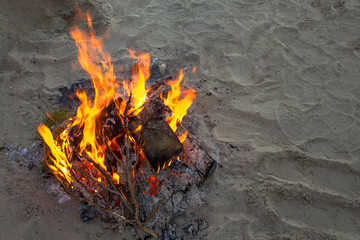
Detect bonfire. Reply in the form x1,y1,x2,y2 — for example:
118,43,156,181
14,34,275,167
38,9,215,238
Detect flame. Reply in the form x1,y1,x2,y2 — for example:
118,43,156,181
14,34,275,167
133,124,142,133
122,50,151,114
38,10,196,185
38,124,73,184
69,12,122,171
161,69,197,141
113,173,120,184
178,131,188,143
45,112,56,124
192,66,197,74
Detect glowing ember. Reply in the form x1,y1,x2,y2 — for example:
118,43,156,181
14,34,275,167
144,175,162,197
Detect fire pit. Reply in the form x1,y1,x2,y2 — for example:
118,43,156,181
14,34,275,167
37,10,216,238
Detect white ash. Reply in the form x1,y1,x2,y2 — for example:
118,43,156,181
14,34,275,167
5,141,43,169
46,180,72,205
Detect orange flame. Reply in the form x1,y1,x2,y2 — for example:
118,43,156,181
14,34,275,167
69,12,121,171
45,112,56,124
122,50,151,115
113,173,120,184
37,10,196,183
38,124,73,184
161,69,197,142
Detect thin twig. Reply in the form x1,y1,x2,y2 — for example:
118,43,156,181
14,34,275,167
128,103,145,117
72,165,121,197
132,130,143,170
96,220,135,238
136,223,158,238
144,199,162,225
73,175,97,202
63,148,95,200
60,181,128,221
71,161,131,213
76,152,119,192
123,94,138,218
101,129,125,169
76,149,129,207
122,94,158,238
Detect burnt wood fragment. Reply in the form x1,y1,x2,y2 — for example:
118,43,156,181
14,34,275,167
100,97,125,141
142,118,183,172
68,125,83,147
198,160,217,186
177,133,218,185
129,117,183,172
127,87,182,172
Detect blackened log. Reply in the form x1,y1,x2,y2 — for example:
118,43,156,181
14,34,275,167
129,117,183,172
142,118,183,172
126,87,182,172
99,97,125,141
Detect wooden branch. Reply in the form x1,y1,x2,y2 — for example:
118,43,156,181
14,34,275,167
96,220,135,238
60,181,128,221
123,94,139,218
133,131,143,170
136,222,159,238
144,199,162,225
77,152,119,192
122,94,159,238
72,165,118,196
63,149,95,200
70,150,131,213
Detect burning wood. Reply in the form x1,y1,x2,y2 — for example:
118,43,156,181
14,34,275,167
37,9,216,238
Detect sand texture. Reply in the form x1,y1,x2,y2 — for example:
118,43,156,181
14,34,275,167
1,0,360,239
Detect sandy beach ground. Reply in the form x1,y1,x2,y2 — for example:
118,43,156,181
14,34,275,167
1,0,360,239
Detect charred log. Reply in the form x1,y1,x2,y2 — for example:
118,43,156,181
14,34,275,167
142,118,183,172
129,117,183,172
100,97,125,142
